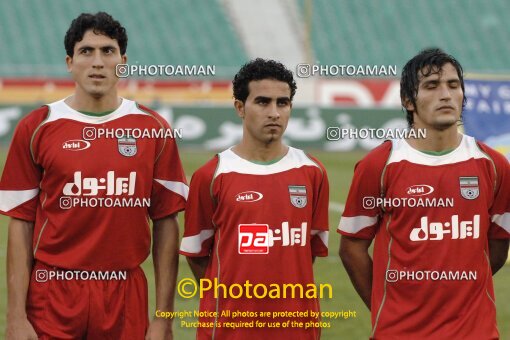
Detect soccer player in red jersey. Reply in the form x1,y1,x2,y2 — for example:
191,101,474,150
180,58,329,339
1,12,187,339
338,48,510,339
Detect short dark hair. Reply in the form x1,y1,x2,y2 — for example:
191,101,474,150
233,58,297,102
64,12,128,57
400,48,467,127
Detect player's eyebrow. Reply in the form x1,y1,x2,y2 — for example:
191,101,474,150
421,79,439,87
78,44,117,52
254,96,272,102
254,95,291,103
276,97,291,103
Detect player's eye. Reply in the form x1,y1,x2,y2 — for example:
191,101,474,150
80,48,92,54
277,100,290,106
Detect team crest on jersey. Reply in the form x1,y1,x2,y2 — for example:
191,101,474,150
459,176,479,200
289,185,307,208
118,135,137,157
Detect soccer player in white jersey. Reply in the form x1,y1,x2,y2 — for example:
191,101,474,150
1,12,187,339
338,48,510,339
180,58,330,339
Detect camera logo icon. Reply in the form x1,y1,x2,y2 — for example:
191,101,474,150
386,270,398,283
326,127,341,141
296,63,311,78
362,197,377,209
116,64,130,78
36,270,48,282
59,197,73,210
83,127,97,141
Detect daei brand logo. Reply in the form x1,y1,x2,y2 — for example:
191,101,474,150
235,191,263,203
410,215,480,241
238,222,307,254
62,140,91,151
406,185,434,196
63,171,136,196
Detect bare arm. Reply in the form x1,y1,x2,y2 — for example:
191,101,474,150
186,256,210,281
489,239,509,275
6,218,37,340
339,235,373,310
146,214,180,340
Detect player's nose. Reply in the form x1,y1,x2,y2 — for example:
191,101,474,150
91,51,105,68
268,102,280,119
439,84,452,100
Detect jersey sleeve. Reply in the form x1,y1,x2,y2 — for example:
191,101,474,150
308,155,329,257
483,145,510,239
0,108,47,221
148,117,188,220
179,156,218,257
337,141,392,239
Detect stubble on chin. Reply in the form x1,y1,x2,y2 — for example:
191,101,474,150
432,116,459,131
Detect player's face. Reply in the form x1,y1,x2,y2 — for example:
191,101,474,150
66,30,126,99
406,63,463,131
235,79,292,145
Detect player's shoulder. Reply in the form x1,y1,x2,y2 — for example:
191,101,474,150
17,105,51,130
131,101,170,127
474,139,510,169
289,148,328,177
191,154,220,184
358,140,393,168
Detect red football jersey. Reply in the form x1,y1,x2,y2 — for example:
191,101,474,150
338,135,510,339
181,147,329,339
0,98,187,270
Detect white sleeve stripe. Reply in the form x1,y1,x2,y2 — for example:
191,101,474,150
154,179,189,200
491,213,510,233
337,215,378,234
311,230,329,248
180,229,215,254
0,189,39,212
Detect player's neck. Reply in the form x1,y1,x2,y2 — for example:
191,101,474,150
406,126,462,153
232,140,289,163
65,88,122,114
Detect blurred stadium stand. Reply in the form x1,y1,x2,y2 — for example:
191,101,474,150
0,0,509,105
0,0,246,78
2,0,510,79
298,0,510,73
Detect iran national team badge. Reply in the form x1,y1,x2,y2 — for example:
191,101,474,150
118,135,137,157
459,176,479,200
289,185,307,208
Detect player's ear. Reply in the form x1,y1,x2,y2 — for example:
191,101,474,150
234,99,245,119
121,54,127,64
65,55,73,73
403,97,414,112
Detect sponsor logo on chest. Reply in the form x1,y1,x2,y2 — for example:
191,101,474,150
410,215,480,241
406,184,434,196
62,139,91,151
238,222,307,254
235,191,263,202
63,171,136,196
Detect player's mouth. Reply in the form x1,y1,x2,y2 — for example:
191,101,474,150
265,123,281,128
89,74,106,80
437,105,455,111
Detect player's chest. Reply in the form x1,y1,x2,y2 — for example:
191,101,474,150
214,172,314,217
34,121,158,178
383,160,494,209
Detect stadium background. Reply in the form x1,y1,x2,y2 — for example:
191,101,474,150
0,0,509,338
